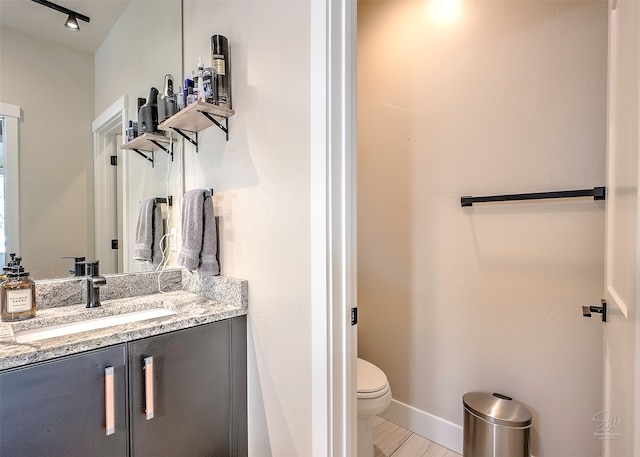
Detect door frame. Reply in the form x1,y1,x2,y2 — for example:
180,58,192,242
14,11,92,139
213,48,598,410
92,96,128,273
311,0,358,455
603,0,640,454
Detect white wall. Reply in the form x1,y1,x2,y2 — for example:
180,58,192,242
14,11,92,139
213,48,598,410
94,0,182,272
0,25,93,279
357,1,607,456
182,1,312,455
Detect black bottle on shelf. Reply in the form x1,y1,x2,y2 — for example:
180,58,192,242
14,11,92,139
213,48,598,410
211,35,231,109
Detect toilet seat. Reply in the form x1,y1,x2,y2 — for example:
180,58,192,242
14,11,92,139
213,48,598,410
357,358,390,400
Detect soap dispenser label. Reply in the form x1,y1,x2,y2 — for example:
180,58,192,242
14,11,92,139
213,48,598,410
6,289,32,313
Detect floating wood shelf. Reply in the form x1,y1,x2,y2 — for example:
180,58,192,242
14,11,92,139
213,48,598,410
158,101,235,150
121,133,175,166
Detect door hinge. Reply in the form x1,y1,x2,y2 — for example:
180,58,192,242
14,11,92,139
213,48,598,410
111,239,119,250
110,155,118,166
351,307,358,325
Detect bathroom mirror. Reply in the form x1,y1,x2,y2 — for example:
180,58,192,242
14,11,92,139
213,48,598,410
0,0,182,280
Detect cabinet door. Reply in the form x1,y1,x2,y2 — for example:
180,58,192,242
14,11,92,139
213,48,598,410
129,321,231,457
0,345,127,457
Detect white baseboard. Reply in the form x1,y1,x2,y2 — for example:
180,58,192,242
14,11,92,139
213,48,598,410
379,399,463,455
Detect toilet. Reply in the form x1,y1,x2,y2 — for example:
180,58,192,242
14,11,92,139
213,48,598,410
357,358,392,457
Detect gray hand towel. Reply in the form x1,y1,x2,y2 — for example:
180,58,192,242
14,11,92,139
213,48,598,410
178,189,205,270
198,195,219,275
133,198,156,262
178,189,219,275
151,205,164,267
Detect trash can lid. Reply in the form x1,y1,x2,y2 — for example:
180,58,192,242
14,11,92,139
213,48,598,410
463,392,532,427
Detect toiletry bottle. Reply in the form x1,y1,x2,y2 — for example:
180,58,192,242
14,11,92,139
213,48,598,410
127,120,134,142
184,78,193,103
139,87,159,134
203,67,214,103
211,35,231,108
158,74,177,123
176,85,185,111
186,86,197,105
1,258,36,322
195,57,205,102
0,253,17,282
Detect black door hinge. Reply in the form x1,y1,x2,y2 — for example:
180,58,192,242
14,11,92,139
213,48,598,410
351,307,358,325
111,239,119,250
110,155,118,166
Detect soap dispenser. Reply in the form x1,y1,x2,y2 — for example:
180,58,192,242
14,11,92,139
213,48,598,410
1,257,36,322
0,253,17,282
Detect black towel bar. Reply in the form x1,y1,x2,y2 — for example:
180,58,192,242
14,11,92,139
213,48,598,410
460,186,605,207
154,196,173,207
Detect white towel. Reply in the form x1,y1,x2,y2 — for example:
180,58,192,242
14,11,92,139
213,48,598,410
178,189,219,275
133,198,164,265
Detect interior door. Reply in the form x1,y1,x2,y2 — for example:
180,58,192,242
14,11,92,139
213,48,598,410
603,0,640,454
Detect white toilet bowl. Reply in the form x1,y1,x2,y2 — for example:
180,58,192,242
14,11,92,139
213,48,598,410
357,358,392,457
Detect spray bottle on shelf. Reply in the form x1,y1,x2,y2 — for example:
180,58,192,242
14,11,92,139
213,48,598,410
194,57,206,102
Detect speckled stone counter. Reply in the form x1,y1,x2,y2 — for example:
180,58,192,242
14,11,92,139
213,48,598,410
0,269,248,371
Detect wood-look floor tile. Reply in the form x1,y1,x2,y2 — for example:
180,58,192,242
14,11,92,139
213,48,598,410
372,416,411,456
372,415,461,457
392,434,460,457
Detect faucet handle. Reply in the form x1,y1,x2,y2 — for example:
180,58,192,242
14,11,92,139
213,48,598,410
84,260,100,277
63,256,87,276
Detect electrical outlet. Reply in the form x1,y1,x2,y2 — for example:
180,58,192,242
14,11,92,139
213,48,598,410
169,228,177,252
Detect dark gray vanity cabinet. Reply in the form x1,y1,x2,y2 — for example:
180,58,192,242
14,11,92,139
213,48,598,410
0,316,248,457
129,320,231,457
0,345,128,457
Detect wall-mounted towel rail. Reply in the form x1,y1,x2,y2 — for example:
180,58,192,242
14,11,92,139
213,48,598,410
203,189,214,198
460,186,605,207
154,196,173,207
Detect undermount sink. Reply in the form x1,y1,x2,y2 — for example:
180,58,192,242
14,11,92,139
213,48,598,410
13,308,176,343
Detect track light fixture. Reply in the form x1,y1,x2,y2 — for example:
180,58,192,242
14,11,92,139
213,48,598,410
31,0,90,32
64,14,79,31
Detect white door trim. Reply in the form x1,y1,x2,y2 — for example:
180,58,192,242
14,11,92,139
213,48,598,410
311,0,358,455
0,102,21,255
92,96,128,272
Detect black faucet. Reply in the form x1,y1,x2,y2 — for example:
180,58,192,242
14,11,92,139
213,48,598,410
64,256,87,277
82,261,107,308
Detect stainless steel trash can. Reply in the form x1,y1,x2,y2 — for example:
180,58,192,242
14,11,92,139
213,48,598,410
463,392,532,457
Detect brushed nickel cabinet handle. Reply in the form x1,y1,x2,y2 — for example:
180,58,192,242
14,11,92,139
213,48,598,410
105,366,115,435
144,356,154,420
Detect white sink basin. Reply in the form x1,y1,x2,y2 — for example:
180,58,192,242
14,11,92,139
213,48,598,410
14,308,176,343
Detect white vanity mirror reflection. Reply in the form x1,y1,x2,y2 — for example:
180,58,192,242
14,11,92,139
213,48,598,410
0,0,182,280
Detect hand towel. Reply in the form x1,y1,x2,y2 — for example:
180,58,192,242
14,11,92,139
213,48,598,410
134,198,164,265
177,189,219,275
198,195,219,275
133,198,156,262
151,205,164,267
177,189,205,270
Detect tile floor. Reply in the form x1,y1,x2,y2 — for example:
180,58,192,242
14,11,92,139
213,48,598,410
372,416,461,457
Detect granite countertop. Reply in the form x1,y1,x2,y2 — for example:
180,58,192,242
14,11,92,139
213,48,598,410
0,271,248,371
